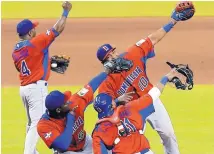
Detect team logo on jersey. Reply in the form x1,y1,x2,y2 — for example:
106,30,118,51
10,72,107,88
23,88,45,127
78,130,85,141
46,30,50,35
136,39,146,47
77,88,89,96
44,132,52,140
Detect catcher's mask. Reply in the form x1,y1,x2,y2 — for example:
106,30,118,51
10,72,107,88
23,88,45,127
45,90,72,119
93,93,114,119
167,62,194,90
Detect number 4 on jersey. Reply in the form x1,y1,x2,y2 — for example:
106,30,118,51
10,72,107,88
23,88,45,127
21,60,31,76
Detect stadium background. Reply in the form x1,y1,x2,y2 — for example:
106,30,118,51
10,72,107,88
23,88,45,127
2,1,214,154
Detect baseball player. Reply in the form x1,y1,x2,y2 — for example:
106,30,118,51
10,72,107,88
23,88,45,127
96,2,195,154
12,2,72,154
92,69,184,154
37,59,131,153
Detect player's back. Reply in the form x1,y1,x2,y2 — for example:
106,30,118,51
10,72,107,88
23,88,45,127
13,40,44,85
12,29,59,86
99,38,155,100
12,38,49,85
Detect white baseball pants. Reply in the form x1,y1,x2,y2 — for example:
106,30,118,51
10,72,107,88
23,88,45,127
20,80,48,154
147,98,180,154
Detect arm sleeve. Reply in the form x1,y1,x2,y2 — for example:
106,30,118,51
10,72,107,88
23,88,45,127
128,94,154,120
88,72,108,92
51,114,75,152
127,37,155,62
75,72,108,109
75,84,94,109
31,28,59,53
93,133,109,154
128,87,161,119
98,78,117,99
37,122,61,149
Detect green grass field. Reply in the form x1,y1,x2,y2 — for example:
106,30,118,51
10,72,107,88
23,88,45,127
2,85,214,154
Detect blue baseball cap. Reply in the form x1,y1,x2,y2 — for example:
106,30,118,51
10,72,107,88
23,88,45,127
17,19,39,36
96,44,116,62
93,93,114,119
45,90,71,110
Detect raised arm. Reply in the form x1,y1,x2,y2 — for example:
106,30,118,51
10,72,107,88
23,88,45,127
148,19,177,46
148,2,195,46
53,1,72,35
128,69,180,112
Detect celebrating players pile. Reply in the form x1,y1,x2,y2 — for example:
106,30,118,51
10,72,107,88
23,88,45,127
13,1,195,154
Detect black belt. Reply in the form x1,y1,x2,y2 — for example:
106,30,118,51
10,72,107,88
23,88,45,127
53,149,83,153
32,81,48,86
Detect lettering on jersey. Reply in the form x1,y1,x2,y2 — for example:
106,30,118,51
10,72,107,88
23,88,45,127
119,109,131,119
44,132,52,140
73,116,84,133
12,48,29,62
138,77,148,91
77,88,89,97
122,118,137,133
117,66,143,95
78,130,85,141
136,39,146,47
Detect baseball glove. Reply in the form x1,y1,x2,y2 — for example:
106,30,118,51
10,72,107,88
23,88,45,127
103,58,133,74
166,61,194,90
171,1,195,21
50,55,70,74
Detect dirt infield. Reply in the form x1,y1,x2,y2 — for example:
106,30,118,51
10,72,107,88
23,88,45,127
2,17,214,86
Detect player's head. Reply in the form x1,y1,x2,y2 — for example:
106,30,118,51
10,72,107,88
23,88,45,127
96,44,119,64
17,19,38,39
93,93,115,119
45,90,72,119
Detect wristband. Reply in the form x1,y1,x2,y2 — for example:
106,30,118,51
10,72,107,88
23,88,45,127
163,22,174,33
62,9,69,17
160,76,169,85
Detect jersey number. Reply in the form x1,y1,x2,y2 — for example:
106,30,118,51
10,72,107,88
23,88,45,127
21,60,31,76
138,77,148,91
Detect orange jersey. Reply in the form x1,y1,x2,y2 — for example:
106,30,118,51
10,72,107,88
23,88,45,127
92,93,155,154
98,38,155,100
37,85,93,152
12,28,59,86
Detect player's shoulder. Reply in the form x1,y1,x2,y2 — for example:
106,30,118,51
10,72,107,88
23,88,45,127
31,33,45,42
38,113,51,125
95,121,115,134
13,40,33,51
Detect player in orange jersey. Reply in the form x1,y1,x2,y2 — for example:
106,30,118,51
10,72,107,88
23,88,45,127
92,69,180,154
12,2,72,154
96,6,194,154
37,59,130,153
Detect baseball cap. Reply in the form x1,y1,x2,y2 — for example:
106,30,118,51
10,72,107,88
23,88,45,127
96,44,116,62
93,93,114,119
17,19,39,36
45,90,71,110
